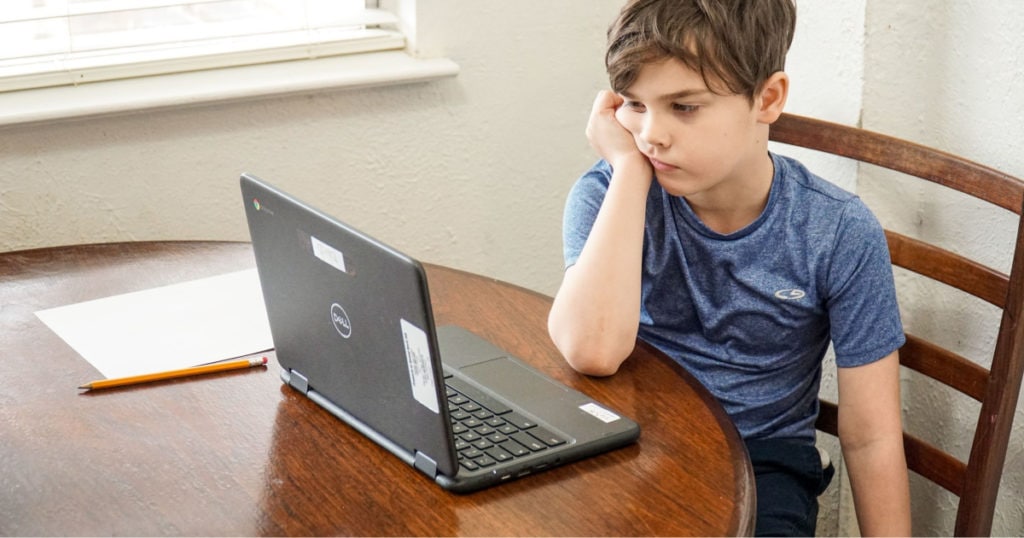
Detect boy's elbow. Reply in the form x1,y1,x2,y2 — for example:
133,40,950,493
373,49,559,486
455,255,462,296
547,321,632,377
564,351,625,377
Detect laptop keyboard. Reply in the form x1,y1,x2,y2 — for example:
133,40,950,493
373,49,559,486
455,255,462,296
444,375,568,472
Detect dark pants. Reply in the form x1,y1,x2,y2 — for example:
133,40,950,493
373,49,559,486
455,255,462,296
746,439,835,537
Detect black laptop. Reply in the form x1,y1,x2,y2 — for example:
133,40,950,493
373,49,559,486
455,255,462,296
240,173,640,492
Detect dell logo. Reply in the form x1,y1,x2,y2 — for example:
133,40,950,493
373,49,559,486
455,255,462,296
331,303,352,338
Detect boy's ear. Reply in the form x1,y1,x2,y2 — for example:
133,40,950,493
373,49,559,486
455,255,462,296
756,71,789,124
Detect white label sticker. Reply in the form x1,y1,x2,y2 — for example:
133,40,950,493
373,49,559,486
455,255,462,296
311,236,347,273
400,319,439,414
579,402,620,424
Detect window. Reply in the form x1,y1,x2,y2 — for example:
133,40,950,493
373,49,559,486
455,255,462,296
0,0,403,92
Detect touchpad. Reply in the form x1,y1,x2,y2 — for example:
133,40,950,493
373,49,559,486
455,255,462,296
460,357,570,402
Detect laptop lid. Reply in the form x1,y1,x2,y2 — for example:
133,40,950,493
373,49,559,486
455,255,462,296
242,174,458,476
241,173,639,491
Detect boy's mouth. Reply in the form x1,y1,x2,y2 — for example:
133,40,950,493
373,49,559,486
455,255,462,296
647,156,678,172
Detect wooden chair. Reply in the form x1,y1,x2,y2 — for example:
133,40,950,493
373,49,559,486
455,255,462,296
769,113,1024,536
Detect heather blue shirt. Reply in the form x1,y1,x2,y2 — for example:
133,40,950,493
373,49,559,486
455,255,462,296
562,153,905,443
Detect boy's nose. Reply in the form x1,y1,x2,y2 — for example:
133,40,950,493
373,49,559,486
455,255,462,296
640,114,670,148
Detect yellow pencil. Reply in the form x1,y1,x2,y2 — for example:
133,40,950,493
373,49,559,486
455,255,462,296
78,356,268,391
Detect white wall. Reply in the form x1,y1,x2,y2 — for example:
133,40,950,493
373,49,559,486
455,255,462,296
2,1,1022,535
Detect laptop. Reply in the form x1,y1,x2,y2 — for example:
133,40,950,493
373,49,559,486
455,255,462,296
240,173,640,493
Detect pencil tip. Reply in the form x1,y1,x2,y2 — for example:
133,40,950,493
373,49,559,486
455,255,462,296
78,385,90,390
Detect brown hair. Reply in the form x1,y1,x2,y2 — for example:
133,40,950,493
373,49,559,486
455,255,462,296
606,0,796,102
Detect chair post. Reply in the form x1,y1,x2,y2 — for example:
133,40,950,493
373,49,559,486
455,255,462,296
957,208,1024,536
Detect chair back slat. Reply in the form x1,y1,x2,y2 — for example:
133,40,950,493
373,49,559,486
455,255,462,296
770,113,1024,536
771,114,1024,215
903,432,968,496
885,230,1009,309
900,334,988,402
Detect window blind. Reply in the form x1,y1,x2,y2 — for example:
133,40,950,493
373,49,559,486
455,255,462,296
0,0,404,92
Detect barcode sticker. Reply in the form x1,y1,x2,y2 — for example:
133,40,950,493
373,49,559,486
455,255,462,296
401,319,439,414
579,402,620,423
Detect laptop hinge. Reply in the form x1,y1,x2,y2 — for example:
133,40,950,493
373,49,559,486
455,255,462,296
288,369,310,394
413,451,438,477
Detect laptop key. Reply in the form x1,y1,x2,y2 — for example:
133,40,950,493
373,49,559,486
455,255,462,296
498,439,531,457
485,446,514,463
496,424,517,435
527,426,567,447
503,411,537,430
485,432,507,444
510,432,547,452
461,447,484,459
445,377,512,415
474,455,497,468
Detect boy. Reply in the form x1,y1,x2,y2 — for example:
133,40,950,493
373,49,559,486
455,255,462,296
547,0,911,535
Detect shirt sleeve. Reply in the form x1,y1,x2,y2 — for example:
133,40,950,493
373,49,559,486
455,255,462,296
826,199,906,367
562,160,613,269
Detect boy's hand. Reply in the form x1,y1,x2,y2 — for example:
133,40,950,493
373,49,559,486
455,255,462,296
586,91,648,171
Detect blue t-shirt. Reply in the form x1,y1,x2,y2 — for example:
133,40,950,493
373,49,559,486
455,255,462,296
562,153,905,443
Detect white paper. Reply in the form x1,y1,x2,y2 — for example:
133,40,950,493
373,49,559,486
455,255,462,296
36,269,273,379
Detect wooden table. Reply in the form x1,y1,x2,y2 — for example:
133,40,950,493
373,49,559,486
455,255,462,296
0,241,755,536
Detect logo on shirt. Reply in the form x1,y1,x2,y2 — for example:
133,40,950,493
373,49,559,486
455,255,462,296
774,289,806,300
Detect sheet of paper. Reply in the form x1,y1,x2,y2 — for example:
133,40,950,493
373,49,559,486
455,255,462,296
36,269,273,379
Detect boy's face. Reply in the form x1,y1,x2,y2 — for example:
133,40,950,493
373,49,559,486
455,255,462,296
614,57,771,200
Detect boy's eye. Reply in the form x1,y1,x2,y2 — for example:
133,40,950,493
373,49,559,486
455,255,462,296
622,100,646,111
673,103,699,113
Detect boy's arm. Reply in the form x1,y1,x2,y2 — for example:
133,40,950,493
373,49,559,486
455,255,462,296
837,350,912,536
547,91,652,376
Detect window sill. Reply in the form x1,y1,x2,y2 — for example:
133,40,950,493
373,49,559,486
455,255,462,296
0,50,459,128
